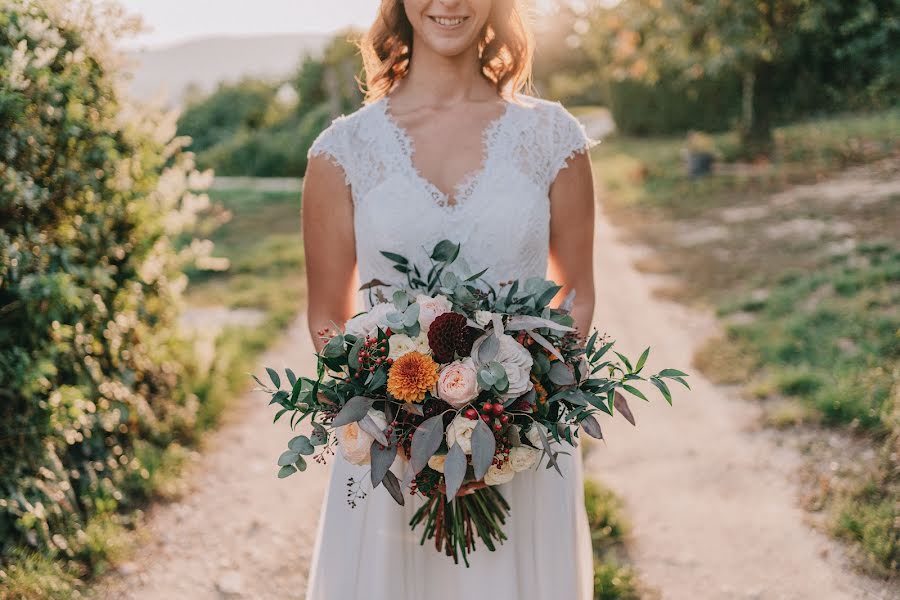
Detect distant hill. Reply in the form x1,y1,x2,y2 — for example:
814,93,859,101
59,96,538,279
125,33,330,107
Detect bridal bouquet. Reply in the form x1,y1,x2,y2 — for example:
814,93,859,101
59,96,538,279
256,240,689,566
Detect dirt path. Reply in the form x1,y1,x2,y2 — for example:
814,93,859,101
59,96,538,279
90,318,326,599
586,216,891,600
90,211,891,600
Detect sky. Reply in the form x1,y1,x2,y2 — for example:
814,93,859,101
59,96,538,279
117,0,381,48
116,0,575,49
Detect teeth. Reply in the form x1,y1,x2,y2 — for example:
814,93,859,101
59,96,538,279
433,16,466,26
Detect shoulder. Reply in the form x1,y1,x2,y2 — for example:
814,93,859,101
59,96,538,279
509,94,581,126
307,98,386,159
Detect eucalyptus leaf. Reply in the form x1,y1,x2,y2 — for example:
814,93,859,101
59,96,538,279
358,413,389,446
622,384,649,402
548,361,576,386
332,396,374,427
506,315,575,332
278,450,300,466
322,334,345,358
410,415,444,474
649,377,673,405
635,347,650,373
392,289,410,310
288,435,315,455
613,391,636,426
581,415,604,440
311,423,328,445
277,465,297,479
285,368,298,387
536,422,562,476
471,419,496,480
370,441,397,488
443,442,467,500
476,334,499,364
402,303,420,328
382,470,405,506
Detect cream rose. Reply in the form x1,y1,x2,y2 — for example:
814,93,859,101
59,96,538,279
474,310,492,327
472,333,534,398
335,409,387,465
427,453,446,473
415,294,452,332
413,331,432,355
344,302,394,339
446,414,478,455
508,445,540,472
387,333,417,360
525,422,550,448
484,459,515,486
437,358,480,408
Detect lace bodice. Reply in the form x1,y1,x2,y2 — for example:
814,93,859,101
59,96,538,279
307,93,598,310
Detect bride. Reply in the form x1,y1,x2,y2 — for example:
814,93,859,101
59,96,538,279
301,0,597,598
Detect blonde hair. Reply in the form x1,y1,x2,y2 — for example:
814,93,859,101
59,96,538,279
359,0,534,103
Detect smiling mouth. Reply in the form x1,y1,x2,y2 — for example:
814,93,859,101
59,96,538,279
428,16,470,28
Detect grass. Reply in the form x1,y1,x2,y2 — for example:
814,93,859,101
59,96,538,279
584,479,645,599
184,185,305,429
593,108,900,577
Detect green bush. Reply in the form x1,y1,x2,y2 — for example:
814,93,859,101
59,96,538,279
608,72,743,136
0,0,209,577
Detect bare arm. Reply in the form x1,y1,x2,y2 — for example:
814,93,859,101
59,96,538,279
302,154,358,353
546,150,596,342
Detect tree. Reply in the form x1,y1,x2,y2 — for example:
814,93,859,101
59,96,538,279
585,0,899,152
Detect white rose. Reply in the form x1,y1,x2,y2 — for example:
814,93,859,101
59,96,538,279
344,302,394,339
415,294,452,332
387,334,417,360
525,422,550,448
446,414,478,455
335,409,387,465
483,459,515,486
413,331,432,355
508,445,540,472
437,358,480,408
474,310,492,327
427,453,446,473
471,333,534,398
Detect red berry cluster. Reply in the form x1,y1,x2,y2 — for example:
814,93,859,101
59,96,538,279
354,335,393,377
463,401,509,432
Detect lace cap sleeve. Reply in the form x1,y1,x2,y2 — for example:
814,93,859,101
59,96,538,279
306,115,353,188
547,102,599,185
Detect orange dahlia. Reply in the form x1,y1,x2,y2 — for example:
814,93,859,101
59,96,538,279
387,351,439,403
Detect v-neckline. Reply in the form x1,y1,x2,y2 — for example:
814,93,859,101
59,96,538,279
379,94,513,210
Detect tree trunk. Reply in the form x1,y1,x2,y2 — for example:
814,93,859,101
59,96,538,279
739,61,775,156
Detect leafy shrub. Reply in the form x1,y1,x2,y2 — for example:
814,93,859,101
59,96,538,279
0,0,210,575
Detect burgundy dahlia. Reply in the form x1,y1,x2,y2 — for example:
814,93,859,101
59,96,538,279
427,312,478,363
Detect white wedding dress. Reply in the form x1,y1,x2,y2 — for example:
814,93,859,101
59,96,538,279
304,92,598,600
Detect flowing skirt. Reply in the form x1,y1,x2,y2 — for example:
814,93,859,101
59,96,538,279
305,444,594,600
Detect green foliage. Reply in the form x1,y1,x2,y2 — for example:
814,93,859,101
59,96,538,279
177,79,278,153
0,0,210,580
574,0,899,140
180,31,364,177
607,72,742,136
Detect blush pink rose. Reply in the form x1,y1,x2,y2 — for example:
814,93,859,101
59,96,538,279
437,358,480,408
415,293,452,333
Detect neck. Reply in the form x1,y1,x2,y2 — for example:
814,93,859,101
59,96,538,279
394,37,496,107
